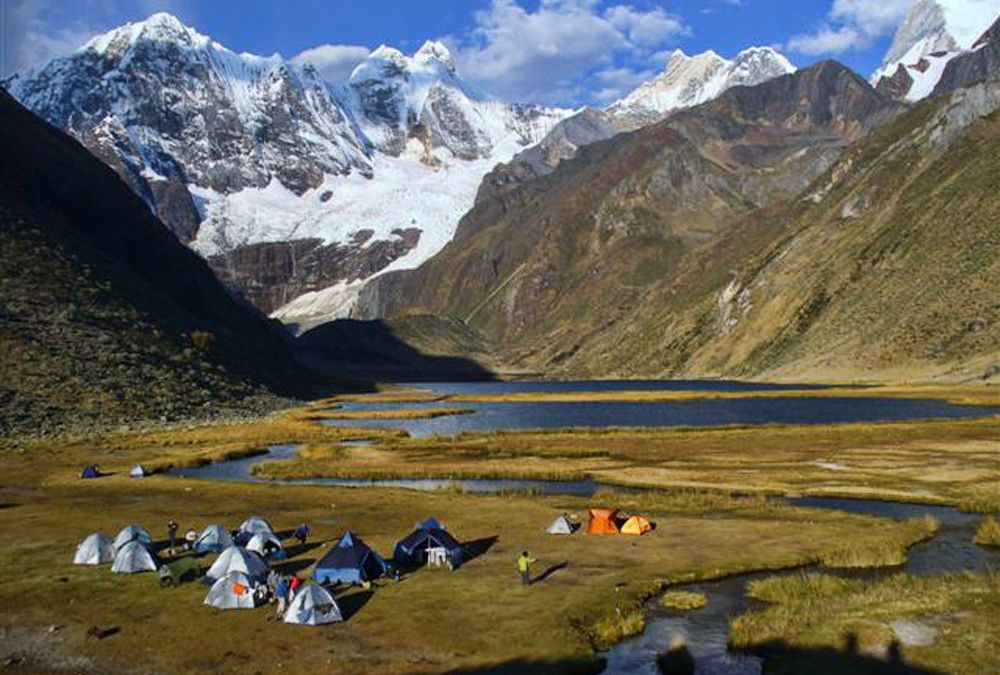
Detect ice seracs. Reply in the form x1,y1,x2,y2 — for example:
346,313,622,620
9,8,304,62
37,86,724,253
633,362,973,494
873,0,1000,100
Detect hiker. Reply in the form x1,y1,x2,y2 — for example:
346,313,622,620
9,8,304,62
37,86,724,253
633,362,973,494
293,522,310,545
167,519,179,554
266,569,280,598
517,551,536,587
274,576,290,619
183,529,197,551
289,573,303,599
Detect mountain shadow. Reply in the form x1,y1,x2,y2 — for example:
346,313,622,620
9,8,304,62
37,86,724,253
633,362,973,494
0,88,373,438
296,315,497,382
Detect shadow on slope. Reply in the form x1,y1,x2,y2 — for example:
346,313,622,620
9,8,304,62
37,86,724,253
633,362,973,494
296,315,497,382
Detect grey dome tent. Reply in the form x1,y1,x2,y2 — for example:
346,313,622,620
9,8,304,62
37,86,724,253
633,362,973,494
129,464,148,478
546,515,575,535
113,524,152,551
283,583,343,625
313,531,388,585
393,517,464,569
111,540,159,573
205,545,268,581
239,516,274,537
204,572,262,610
73,532,114,565
246,531,284,559
194,524,233,553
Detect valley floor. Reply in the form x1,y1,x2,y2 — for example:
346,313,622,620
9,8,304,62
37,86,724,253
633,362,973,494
0,384,997,674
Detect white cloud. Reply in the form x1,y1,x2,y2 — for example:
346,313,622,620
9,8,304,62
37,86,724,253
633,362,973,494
787,0,914,55
452,0,688,105
291,44,371,82
0,0,97,77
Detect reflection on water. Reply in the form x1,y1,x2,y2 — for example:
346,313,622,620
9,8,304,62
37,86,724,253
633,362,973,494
407,380,838,396
327,396,995,438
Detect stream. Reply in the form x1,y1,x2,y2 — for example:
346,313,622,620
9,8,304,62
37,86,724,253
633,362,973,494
167,444,999,674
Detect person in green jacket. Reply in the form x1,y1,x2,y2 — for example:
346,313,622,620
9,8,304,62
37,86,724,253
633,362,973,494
517,551,536,586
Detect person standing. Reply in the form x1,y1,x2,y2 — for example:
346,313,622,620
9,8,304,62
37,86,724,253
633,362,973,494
293,522,310,546
274,576,289,620
517,551,536,587
167,519,179,554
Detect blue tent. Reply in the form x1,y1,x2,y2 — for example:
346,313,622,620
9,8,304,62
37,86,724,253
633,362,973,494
393,518,464,569
312,531,388,585
80,465,99,479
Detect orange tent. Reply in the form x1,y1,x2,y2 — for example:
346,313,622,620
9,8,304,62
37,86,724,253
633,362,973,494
587,508,620,535
620,515,651,536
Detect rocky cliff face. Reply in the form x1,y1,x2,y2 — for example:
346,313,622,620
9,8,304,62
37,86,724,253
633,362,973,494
872,0,1000,100
360,62,901,338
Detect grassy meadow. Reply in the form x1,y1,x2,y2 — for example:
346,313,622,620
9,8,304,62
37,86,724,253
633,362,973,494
0,384,996,673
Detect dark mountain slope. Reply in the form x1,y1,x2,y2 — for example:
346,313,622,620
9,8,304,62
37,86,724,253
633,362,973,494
0,89,324,437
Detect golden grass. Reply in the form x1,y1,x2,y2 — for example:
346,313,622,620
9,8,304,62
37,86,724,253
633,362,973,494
0,423,946,674
973,517,1000,546
659,590,708,610
729,572,1000,675
818,515,938,568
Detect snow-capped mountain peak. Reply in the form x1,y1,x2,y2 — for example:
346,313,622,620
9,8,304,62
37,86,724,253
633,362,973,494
873,0,1000,100
6,12,569,329
83,12,211,55
413,40,457,72
607,46,795,125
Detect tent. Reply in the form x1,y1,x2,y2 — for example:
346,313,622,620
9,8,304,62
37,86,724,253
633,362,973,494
313,531,388,585
205,545,268,581
80,465,99,479
416,516,446,531
620,515,652,536
111,540,159,573
393,519,464,569
113,524,152,550
204,572,261,610
73,533,114,565
239,516,275,537
246,531,284,559
547,515,575,535
129,464,148,478
587,508,620,535
283,583,343,625
194,524,233,553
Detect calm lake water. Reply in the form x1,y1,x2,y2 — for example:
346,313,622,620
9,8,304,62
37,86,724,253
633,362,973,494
405,379,837,395
327,396,995,438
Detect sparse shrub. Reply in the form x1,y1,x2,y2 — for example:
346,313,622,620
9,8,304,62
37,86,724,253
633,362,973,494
190,330,215,354
588,607,646,650
974,516,1000,546
660,591,708,611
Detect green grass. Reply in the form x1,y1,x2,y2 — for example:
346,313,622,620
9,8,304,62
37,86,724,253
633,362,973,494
659,591,708,610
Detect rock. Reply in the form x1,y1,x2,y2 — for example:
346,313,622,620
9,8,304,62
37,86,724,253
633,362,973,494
890,619,938,647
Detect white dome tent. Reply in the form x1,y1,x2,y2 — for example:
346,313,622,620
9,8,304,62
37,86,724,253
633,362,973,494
205,545,268,581
73,532,115,565
283,584,343,625
194,524,233,553
129,464,149,478
204,572,262,610
239,516,274,537
113,524,152,551
111,540,159,573
246,531,282,558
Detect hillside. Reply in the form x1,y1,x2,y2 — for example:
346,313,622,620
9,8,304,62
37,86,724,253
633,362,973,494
362,68,1000,382
0,90,320,438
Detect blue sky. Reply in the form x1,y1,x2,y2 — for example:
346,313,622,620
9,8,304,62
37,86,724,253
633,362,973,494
1,0,920,105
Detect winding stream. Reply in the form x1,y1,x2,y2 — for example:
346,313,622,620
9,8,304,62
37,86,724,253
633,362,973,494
167,444,999,674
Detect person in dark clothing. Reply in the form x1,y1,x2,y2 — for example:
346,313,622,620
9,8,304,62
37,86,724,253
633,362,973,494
293,522,310,546
167,519,179,554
